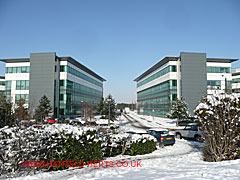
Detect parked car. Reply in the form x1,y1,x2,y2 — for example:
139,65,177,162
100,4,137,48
147,128,175,146
47,117,56,124
177,118,198,126
32,124,43,128
126,129,148,135
175,123,202,141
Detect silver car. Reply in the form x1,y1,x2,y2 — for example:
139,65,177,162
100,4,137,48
175,123,202,141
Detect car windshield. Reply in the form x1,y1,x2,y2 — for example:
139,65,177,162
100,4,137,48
157,131,169,135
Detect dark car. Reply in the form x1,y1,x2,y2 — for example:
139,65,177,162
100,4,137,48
147,128,175,146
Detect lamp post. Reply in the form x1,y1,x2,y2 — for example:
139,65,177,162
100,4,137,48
107,98,111,125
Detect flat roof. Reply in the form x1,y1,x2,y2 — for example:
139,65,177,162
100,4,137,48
0,58,30,63
134,56,178,82
59,56,106,82
0,54,106,82
134,55,238,82
207,58,238,63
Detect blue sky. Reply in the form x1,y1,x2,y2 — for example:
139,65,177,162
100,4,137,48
0,0,240,103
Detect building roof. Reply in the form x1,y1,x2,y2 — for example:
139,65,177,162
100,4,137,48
134,56,178,82
0,53,106,82
134,54,239,82
59,56,106,82
207,58,238,63
0,58,30,63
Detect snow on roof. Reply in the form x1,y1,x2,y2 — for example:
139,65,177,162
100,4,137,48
95,119,120,125
148,128,168,132
187,123,199,126
126,129,147,134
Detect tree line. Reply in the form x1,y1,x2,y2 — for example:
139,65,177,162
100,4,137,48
0,95,52,128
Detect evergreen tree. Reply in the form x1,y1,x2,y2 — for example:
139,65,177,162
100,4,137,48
96,97,105,116
34,95,52,123
104,94,116,120
0,95,14,128
167,98,189,126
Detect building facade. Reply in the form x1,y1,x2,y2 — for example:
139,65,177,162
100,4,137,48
232,68,240,93
0,76,5,95
1,52,105,118
134,52,238,117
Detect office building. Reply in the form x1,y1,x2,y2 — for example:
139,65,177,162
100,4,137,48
0,76,5,95
0,52,105,118
134,52,238,117
232,68,240,93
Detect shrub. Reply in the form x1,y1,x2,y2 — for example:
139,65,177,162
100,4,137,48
125,135,156,156
0,124,102,176
195,94,240,162
102,133,156,157
50,130,103,171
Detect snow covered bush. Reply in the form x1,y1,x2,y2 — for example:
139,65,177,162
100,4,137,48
0,124,102,176
125,134,156,156
102,133,156,157
195,94,240,162
50,129,103,171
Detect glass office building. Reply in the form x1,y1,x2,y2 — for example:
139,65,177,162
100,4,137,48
0,52,105,118
134,52,238,117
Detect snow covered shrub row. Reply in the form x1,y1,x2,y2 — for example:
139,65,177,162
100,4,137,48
102,133,157,157
0,124,102,175
195,94,240,162
125,134,157,156
50,129,102,171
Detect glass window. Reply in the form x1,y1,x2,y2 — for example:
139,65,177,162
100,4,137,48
216,81,221,86
26,80,29,90
207,67,211,73
60,94,64,101
16,81,21,90
26,67,30,73
192,126,198,131
22,66,26,73
60,66,65,72
17,67,21,73
215,67,220,73
225,67,230,73
5,81,11,90
172,80,177,86
20,80,25,90
13,67,16,73
8,67,13,73
220,67,225,73
172,94,177,101
171,65,177,72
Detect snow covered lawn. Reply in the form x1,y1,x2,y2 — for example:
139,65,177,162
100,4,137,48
11,139,240,180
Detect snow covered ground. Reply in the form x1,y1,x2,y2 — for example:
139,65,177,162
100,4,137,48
126,111,183,130
11,139,240,180
8,112,240,180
